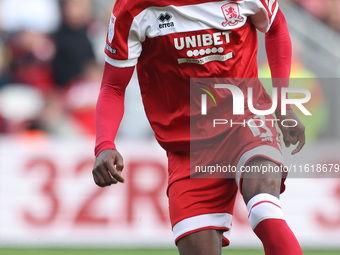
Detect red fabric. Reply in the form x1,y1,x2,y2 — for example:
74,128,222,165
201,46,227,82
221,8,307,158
266,8,292,112
106,0,265,152
94,63,135,156
96,8,292,156
254,219,303,255
167,113,283,188
259,0,278,21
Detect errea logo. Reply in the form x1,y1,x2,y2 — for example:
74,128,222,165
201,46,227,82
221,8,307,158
158,12,175,29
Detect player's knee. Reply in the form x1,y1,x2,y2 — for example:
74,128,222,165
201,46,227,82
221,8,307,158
241,158,282,203
257,177,281,191
242,178,281,204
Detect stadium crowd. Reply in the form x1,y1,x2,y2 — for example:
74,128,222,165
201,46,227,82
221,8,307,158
0,0,338,138
0,0,111,137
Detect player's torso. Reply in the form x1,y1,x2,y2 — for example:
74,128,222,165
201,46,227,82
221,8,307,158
132,0,259,79
113,0,273,150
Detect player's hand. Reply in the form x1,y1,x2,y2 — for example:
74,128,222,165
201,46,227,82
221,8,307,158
92,149,125,187
276,109,305,155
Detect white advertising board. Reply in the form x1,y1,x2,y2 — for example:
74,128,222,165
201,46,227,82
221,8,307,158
0,137,340,248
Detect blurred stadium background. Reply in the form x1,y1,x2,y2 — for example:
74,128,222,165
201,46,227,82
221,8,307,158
0,0,340,254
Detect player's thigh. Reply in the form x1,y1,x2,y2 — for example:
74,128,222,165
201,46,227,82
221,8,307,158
177,229,223,255
241,157,282,204
167,175,236,247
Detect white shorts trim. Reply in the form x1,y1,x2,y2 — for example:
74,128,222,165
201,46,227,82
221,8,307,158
173,213,233,243
235,145,284,188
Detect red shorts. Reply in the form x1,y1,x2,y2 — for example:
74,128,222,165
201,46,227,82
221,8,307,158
167,115,285,246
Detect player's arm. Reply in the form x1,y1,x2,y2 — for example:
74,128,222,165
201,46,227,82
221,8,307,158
92,63,135,187
93,0,141,187
265,8,305,154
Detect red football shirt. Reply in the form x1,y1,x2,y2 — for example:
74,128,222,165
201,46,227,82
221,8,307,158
104,0,279,151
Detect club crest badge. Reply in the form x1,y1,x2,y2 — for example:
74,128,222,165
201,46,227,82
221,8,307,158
108,13,116,43
221,3,244,27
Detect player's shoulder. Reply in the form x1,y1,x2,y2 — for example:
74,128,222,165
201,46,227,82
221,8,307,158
115,0,265,12
113,0,178,11
112,0,145,14
240,0,278,17
113,0,278,16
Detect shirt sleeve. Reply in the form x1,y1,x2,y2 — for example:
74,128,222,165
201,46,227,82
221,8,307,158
105,0,142,67
95,63,135,156
265,8,292,112
248,0,279,33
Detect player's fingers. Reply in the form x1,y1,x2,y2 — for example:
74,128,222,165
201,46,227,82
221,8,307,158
115,155,124,172
289,131,299,145
292,133,306,155
282,130,292,147
92,170,106,187
291,124,306,154
105,162,125,183
284,128,300,146
93,171,99,184
279,125,292,147
99,164,118,185
291,140,304,155
283,137,291,147
112,154,125,182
